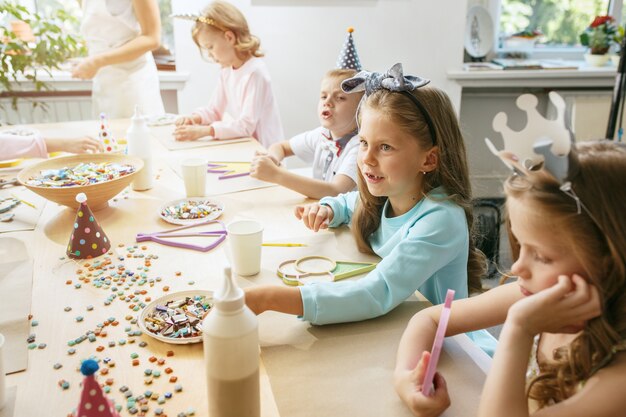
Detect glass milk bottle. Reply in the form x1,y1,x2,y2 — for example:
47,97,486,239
126,106,153,191
203,266,260,417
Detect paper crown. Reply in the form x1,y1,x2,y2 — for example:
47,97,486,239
336,27,362,71
74,359,120,417
67,193,111,259
98,113,119,153
484,92,573,182
171,13,227,32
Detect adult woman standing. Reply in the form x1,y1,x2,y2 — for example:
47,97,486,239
72,0,165,118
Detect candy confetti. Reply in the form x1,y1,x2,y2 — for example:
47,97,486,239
26,162,135,187
160,199,222,222
142,295,212,340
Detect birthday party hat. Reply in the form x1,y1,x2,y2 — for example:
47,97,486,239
99,113,119,153
336,27,362,71
74,359,121,417
67,193,111,259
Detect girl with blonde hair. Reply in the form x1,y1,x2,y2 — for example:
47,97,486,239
174,1,283,147
395,139,626,416
245,63,494,354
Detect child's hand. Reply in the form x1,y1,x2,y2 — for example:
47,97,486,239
294,203,334,232
173,125,213,141
508,274,602,336
46,136,103,154
394,351,451,417
254,150,281,166
250,155,281,182
175,115,202,126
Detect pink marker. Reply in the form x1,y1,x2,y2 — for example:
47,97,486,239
421,289,455,397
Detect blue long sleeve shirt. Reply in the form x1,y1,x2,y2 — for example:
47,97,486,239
300,187,469,325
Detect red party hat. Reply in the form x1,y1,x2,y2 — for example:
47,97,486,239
74,359,120,417
67,193,111,259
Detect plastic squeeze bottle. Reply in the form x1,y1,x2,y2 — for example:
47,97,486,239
126,106,153,191
203,266,260,417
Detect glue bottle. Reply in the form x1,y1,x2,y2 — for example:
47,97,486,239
126,106,153,191
202,266,260,417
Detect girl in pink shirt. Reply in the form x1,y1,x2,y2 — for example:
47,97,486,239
174,1,284,148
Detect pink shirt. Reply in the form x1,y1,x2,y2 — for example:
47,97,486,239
193,57,284,148
0,133,47,160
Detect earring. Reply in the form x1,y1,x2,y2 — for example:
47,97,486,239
422,171,427,175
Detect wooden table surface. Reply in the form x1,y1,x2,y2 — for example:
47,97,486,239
1,119,489,417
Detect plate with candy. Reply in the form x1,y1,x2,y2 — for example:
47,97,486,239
159,197,224,225
138,290,213,344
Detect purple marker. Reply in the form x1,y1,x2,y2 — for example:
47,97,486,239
421,289,455,397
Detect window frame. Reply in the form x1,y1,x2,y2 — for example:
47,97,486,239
494,0,623,59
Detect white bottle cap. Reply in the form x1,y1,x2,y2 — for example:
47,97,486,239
215,266,245,311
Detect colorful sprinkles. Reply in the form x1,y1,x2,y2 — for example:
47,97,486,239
26,162,135,188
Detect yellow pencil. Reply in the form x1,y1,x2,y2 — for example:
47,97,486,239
262,243,307,247
11,194,36,209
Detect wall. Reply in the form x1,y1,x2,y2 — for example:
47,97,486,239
171,0,469,139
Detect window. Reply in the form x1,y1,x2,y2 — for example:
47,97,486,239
499,0,612,50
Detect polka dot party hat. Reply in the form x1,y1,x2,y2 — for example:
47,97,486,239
67,193,111,260
336,27,362,71
74,359,120,417
99,113,119,153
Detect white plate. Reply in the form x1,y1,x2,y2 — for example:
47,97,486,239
138,290,213,344
159,197,224,225
464,5,494,58
146,113,178,127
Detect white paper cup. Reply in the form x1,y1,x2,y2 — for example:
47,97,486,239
227,220,263,276
181,158,207,197
0,333,5,410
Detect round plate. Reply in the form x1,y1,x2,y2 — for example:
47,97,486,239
138,290,213,344
159,198,224,225
464,5,494,58
146,113,178,127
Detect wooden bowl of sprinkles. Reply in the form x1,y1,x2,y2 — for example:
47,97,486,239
17,153,143,211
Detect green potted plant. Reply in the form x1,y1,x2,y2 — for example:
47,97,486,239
580,15,616,66
0,1,86,113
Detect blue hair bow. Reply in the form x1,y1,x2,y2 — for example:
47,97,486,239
341,63,430,96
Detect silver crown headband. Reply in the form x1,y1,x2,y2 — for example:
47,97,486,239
340,63,437,145
485,92,592,216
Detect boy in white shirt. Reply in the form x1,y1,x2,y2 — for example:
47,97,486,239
250,29,364,199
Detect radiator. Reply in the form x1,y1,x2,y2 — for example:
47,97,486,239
0,94,92,125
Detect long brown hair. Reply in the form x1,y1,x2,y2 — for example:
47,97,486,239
504,141,626,407
351,87,485,293
192,1,263,58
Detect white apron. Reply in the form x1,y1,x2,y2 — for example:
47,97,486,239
81,0,164,118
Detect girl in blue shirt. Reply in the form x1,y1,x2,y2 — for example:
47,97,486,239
245,63,491,351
